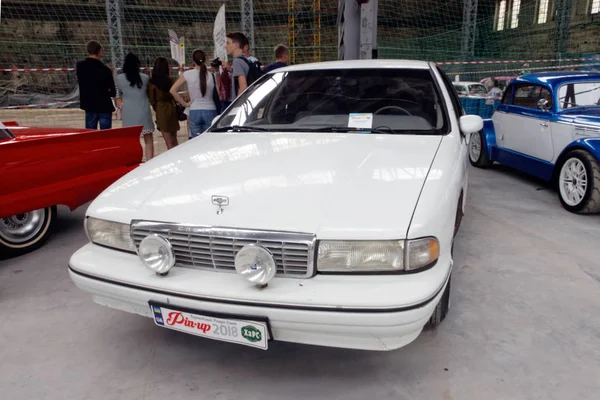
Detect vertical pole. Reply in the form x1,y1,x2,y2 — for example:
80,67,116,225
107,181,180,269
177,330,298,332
105,0,124,72
313,0,321,62
338,0,360,60
359,0,378,59
460,0,478,60
555,0,572,57
241,0,255,55
288,0,296,64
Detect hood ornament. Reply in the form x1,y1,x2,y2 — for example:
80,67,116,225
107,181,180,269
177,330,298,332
211,195,229,215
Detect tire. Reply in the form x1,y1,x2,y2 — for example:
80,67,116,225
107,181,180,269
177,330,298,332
426,276,451,329
0,206,57,258
468,130,493,168
557,150,600,214
453,193,464,238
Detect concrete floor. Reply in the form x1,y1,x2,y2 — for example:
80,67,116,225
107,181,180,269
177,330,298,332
1,166,599,400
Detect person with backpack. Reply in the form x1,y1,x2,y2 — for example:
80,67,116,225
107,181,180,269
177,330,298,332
224,32,263,98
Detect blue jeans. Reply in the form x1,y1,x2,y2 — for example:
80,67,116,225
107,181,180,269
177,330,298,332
85,112,112,130
189,109,217,139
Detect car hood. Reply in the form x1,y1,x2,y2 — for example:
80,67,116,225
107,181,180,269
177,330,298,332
90,132,442,240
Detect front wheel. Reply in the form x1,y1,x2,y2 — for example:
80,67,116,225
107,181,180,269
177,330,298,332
0,206,57,257
468,131,493,168
557,150,600,214
426,276,451,329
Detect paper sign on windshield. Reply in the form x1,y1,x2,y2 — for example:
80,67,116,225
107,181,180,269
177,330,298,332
348,113,373,129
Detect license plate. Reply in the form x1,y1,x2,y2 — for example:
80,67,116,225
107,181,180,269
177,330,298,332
149,303,269,350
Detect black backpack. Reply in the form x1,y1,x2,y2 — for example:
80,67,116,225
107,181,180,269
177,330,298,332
240,57,264,86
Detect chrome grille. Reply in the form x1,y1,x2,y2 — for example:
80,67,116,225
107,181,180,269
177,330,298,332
131,221,315,278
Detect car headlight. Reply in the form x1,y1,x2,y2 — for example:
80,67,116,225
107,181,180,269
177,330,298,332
317,237,439,273
86,217,136,253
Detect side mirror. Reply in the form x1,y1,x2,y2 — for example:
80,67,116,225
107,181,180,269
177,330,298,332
459,115,483,135
538,98,549,112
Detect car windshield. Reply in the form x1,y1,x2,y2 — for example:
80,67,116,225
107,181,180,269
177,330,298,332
558,81,600,109
211,68,447,135
0,122,14,139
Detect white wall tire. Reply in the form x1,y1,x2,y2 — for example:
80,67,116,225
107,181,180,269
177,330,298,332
468,131,492,168
0,206,57,258
557,151,600,214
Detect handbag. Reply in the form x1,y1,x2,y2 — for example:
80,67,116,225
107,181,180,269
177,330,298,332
175,102,187,121
211,73,222,114
154,86,187,121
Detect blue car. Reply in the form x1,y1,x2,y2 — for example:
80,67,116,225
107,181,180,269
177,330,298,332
469,72,600,214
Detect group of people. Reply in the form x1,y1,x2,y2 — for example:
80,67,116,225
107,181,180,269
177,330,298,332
75,32,289,160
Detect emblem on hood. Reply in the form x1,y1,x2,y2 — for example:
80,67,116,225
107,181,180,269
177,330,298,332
211,195,229,215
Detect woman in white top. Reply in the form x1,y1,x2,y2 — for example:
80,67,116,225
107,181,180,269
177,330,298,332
171,49,221,139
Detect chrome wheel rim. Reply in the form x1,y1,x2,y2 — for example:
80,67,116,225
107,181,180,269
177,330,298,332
559,158,588,207
469,132,481,162
0,209,46,244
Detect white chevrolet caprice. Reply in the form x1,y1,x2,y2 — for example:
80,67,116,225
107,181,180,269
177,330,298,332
69,60,483,351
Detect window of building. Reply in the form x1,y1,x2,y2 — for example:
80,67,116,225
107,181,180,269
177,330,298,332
496,0,507,31
592,0,600,14
538,0,549,23
511,0,521,28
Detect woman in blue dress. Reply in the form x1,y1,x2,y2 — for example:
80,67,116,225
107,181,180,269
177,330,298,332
116,52,155,159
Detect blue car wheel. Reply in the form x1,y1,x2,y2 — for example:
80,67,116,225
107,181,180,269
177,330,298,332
557,150,600,214
469,130,493,168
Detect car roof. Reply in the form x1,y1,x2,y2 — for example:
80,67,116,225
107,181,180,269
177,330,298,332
271,59,433,73
513,71,600,89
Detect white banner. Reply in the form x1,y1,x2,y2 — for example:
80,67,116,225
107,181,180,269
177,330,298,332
168,29,185,67
213,4,227,62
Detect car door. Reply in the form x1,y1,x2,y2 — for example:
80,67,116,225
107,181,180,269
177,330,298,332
501,83,554,162
491,85,513,149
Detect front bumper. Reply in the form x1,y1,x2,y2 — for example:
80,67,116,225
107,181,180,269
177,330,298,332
69,243,452,351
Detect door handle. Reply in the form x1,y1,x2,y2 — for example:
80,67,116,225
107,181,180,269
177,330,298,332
540,123,549,127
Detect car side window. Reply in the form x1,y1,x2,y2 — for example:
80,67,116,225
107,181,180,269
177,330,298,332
513,84,545,109
0,128,14,139
539,87,553,109
436,67,463,120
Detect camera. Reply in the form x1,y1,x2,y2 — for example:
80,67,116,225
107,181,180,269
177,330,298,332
210,57,223,68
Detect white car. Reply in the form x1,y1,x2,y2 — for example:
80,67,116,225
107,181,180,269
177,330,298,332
452,81,489,97
69,60,483,351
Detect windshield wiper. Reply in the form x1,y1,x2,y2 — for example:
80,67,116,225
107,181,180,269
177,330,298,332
210,125,272,132
298,126,434,135
298,126,394,134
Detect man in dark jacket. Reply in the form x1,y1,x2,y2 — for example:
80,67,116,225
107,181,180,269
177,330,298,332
76,41,116,130
263,44,289,73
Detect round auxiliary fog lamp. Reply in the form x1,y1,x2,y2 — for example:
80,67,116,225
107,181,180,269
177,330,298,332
235,244,277,287
138,234,175,275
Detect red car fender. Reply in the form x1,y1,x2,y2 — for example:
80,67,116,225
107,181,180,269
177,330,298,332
0,124,144,218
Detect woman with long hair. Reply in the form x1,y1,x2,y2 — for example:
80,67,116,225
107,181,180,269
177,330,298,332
116,52,155,159
171,49,220,139
148,56,179,150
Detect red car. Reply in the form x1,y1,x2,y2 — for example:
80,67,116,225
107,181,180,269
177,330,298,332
0,121,143,257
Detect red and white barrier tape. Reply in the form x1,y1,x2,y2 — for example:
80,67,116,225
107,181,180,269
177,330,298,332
2,57,600,72
0,101,79,110
454,62,600,75
0,66,192,72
